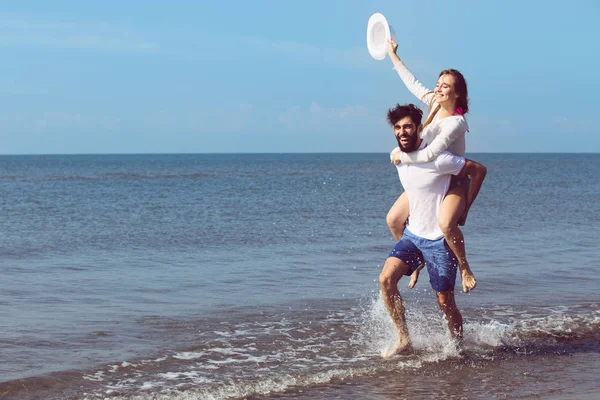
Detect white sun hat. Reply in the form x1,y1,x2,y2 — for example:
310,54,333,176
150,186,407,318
366,13,395,60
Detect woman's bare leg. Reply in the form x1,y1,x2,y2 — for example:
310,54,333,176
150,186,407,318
386,192,409,241
439,186,477,293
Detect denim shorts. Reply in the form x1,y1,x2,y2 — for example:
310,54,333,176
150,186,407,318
388,229,458,292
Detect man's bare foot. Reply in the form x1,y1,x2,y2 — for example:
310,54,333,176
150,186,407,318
460,267,477,293
408,270,419,288
382,339,412,358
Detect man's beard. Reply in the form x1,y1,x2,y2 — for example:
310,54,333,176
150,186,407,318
396,134,419,152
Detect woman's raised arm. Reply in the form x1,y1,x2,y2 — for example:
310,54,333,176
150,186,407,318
388,39,435,106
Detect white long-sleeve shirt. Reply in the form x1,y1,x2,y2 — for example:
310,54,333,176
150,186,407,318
392,60,469,164
395,141,466,239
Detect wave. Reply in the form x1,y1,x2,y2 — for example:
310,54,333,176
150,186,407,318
1,300,598,400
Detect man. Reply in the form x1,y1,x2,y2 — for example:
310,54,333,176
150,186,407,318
379,104,487,356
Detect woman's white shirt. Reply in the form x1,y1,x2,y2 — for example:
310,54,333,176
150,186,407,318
392,60,469,164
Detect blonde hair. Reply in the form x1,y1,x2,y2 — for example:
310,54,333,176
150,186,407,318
422,95,440,129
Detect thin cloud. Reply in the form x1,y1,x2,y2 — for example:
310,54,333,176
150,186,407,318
307,102,369,120
552,116,593,134
185,102,371,134
279,102,370,129
246,36,370,67
186,104,261,134
0,13,159,53
244,36,445,77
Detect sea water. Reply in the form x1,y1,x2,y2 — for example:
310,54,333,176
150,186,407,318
0,153,598,399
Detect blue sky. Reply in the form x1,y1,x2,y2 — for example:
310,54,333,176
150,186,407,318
0,0,598,154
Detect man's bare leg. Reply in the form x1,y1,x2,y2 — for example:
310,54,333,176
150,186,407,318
436,291,463,339
387,194,424,289
379,257,412,357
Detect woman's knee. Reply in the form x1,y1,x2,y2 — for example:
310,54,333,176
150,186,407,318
386,210,397,229
387,209,406,230
387,194,409,229
438,217,454,236
439,190,465,234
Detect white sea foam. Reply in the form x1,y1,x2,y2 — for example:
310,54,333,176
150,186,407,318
356,292,459,359
465,320,511,347
173,352,206,360
158,371,212,383
512,311,600,341
82,371,105,382
84,301,600,400
99,365,382,400
205,358,241,365
207,347,246,355
139,381,159,390
242,354,272,363
353,293,541,362
193,363,219,370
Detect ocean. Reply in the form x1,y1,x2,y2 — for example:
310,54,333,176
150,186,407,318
0,153,598,399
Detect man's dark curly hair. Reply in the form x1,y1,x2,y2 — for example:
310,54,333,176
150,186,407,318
386,103,423,127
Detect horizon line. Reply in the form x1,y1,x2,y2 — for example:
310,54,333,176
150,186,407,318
0,151,599,157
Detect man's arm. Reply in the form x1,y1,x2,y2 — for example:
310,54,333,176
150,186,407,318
458,159,487,217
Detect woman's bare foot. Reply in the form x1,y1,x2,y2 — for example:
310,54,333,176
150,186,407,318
458,207,470,226
460,266,477,293
383,338,412,358
408,270,419,288
408,265,424,288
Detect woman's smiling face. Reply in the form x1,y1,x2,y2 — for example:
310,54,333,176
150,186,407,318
434,74,459,107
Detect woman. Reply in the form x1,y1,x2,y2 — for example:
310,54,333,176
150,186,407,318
387,39,486,293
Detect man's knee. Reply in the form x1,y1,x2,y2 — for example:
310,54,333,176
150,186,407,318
379,270,396,291
379,258,405,291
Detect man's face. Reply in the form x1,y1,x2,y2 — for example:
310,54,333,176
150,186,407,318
393,116,420,152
